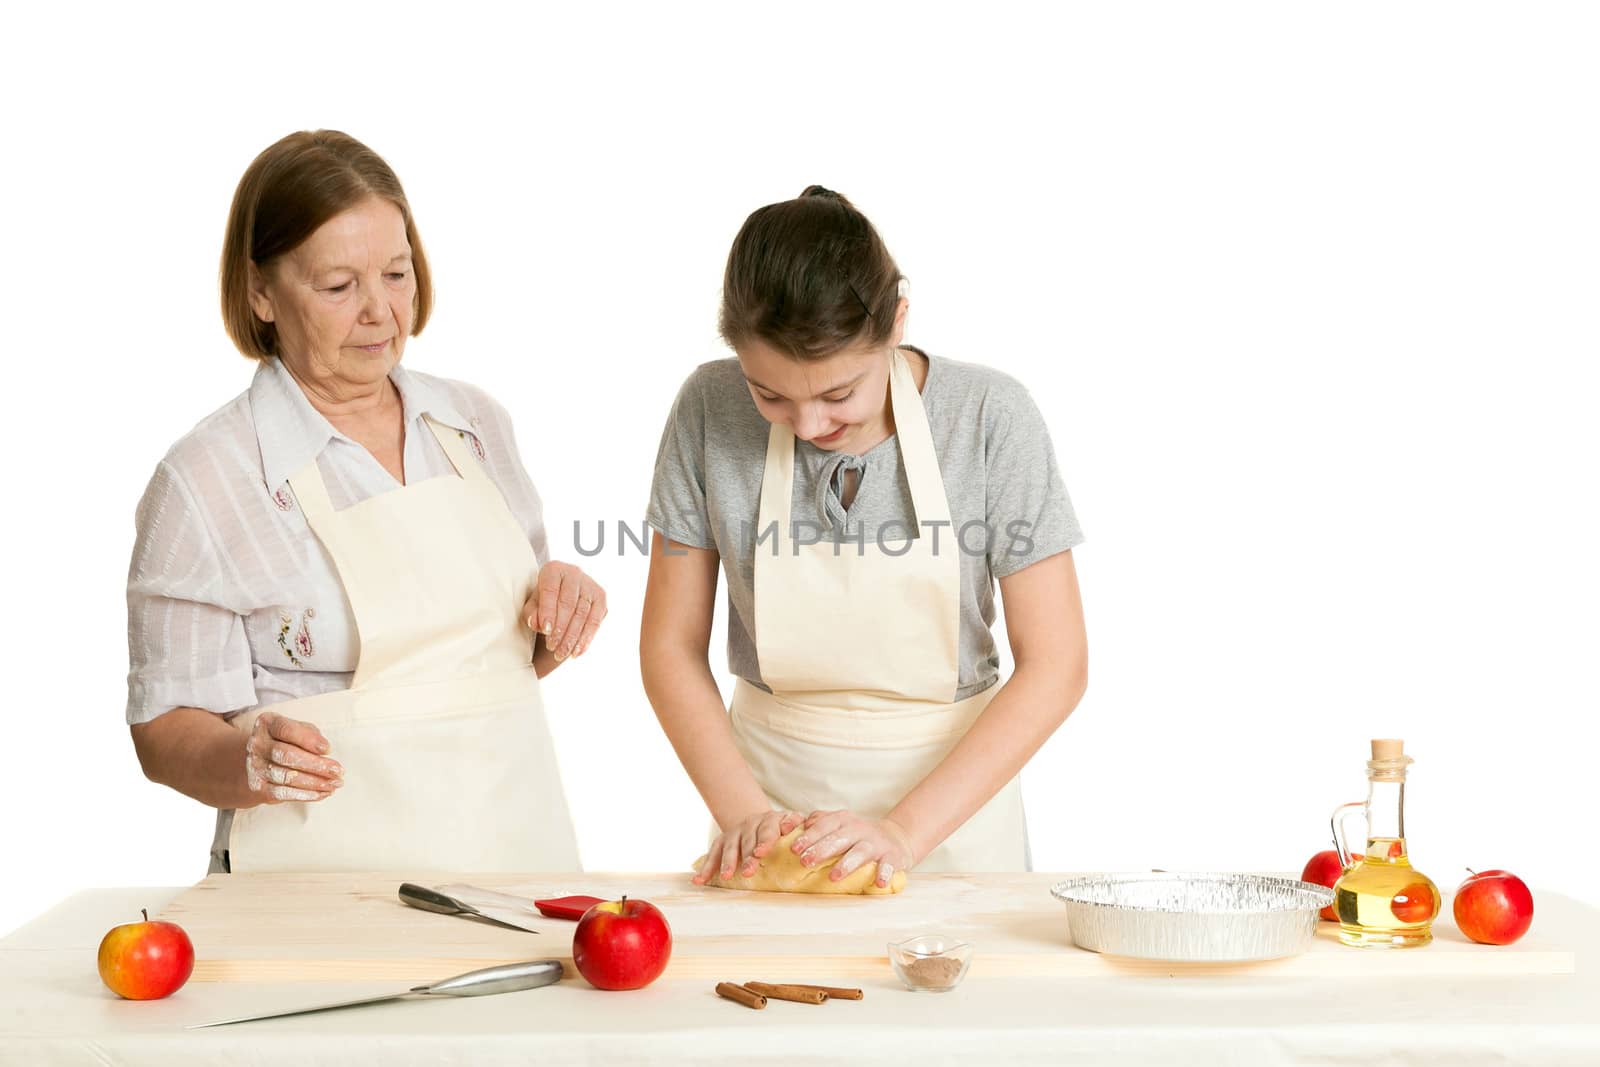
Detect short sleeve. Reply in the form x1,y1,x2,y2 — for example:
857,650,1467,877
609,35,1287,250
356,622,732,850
125,462,258,724
645,371,715,549
983,379,1085,578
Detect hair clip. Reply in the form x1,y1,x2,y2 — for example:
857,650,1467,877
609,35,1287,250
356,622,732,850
848,282,874,319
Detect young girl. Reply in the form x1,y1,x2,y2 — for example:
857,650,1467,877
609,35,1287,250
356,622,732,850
641,186,1087,888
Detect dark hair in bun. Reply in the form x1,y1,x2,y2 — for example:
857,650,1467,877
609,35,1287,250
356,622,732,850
801,184,848,203
719,185,903,360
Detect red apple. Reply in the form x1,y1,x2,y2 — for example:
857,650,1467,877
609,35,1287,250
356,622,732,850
571,896,672,990
1300,849,1346,921
97,909,194,1000
1453,869,1534,945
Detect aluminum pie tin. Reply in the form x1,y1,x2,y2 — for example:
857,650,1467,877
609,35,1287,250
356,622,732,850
1049,873,1335,962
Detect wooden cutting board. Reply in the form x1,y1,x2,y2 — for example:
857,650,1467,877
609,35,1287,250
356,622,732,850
157,871,1576,982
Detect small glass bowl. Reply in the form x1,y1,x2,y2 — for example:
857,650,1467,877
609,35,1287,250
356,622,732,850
887,934,974,992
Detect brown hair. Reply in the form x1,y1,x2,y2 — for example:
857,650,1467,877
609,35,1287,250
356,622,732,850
219,130,434,360
718,185,902,360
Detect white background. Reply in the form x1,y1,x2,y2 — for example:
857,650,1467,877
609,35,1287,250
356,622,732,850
2,2,1595,938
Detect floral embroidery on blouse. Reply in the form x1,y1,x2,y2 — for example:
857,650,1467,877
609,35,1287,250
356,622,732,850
277,608,316,666
272,487,294,512
458,430,487,462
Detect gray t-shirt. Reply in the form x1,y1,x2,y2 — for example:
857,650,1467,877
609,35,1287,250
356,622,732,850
646,348,1084,700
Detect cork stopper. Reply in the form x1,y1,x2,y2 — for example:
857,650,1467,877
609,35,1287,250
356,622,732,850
1371,739,1405,761
1367,738,1413,781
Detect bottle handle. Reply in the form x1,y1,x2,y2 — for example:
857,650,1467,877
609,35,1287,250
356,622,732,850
1329,801,1367,869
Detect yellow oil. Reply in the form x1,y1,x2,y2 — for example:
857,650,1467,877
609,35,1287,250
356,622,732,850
1333,837,1440,947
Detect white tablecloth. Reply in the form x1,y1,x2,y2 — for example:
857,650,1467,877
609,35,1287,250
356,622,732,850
2,885,1595,1066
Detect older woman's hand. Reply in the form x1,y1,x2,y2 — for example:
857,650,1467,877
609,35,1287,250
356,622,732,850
523,561,607,661
245,711,344,803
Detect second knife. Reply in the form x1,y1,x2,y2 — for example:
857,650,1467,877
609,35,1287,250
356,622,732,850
398,883,545,933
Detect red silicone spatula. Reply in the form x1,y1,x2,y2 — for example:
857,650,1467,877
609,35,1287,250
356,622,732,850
533,894,606,920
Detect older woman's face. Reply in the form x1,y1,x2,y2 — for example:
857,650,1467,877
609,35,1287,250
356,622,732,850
248,197,415,396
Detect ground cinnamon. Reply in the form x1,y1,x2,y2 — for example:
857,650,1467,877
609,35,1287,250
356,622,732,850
744,981,827,1005
715,982,766,1009
901,956,963,989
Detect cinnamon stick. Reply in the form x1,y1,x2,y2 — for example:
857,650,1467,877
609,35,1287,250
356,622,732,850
744,981,827,1005
788,983,864,1001
715,982,767,1009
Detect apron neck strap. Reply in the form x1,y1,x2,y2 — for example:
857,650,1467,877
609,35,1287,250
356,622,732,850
286,455,335,526
887,348,951,527
758,421,796,530
287,416,488,524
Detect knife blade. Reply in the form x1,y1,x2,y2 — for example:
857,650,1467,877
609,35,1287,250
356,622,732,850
398,883,545,933
186,958,563,1029
436,883,606,921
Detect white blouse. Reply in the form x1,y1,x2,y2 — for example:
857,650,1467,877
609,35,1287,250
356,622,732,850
126,357,550,726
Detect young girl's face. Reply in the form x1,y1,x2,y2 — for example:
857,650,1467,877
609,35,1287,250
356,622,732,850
737,339,891,452
736,299,909,453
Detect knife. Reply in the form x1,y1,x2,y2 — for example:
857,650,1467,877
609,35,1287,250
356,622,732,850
435,883,605,921
186,958,563,1029
398,883,545,933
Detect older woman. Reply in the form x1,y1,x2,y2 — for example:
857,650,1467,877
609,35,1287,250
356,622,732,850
127,130,604,874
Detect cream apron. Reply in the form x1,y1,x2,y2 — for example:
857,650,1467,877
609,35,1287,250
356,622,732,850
730,349,1028,872
227,417,581,873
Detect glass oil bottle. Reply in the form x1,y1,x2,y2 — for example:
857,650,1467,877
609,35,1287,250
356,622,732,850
1329,738,1440,948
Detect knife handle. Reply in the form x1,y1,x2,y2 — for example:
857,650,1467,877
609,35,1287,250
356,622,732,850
421,958,565,996
399,882,474,917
